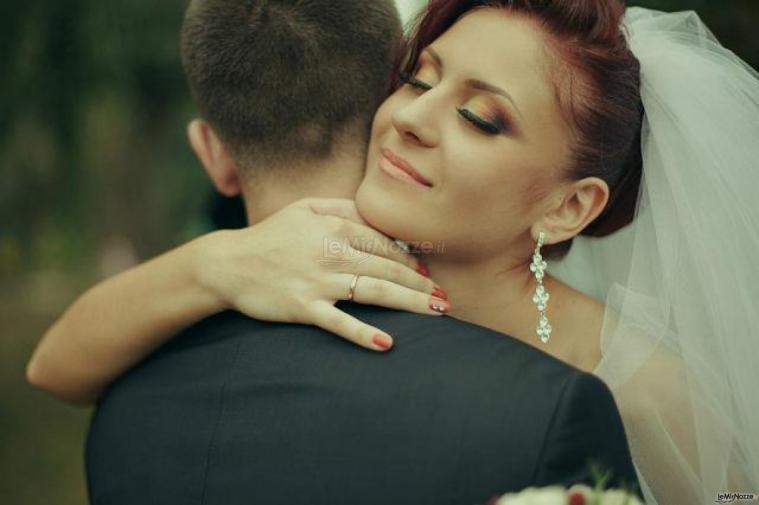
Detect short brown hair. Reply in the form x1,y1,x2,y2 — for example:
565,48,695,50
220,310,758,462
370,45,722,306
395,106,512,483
181,0,401,170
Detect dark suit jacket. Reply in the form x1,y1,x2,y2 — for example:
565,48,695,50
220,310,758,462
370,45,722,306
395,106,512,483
86,303,640,505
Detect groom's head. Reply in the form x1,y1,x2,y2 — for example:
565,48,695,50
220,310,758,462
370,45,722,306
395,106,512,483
181,0,401,207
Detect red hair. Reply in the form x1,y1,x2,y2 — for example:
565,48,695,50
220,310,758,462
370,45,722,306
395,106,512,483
395,0,643,259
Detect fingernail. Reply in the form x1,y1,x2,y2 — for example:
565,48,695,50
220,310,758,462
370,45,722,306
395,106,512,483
431,286,448,300
429,296,451,314
372,333,393,350
416,263,430,277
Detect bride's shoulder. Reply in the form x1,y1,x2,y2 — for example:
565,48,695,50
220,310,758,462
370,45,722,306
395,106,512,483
549,277,693,427
546,277,606,372
586,307,688,419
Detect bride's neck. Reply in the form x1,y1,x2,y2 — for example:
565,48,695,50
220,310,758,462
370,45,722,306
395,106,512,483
422,255,535,331
421,251,604,372
420,251,563,349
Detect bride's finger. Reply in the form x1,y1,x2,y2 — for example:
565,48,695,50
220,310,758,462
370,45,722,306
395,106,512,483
347,250,440,297
297,198,427,275
298,197,367,226
340,220,426,275
348,275,451,317
305,300,395,352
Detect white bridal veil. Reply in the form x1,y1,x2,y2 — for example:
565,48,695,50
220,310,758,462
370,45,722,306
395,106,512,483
552,6,759,504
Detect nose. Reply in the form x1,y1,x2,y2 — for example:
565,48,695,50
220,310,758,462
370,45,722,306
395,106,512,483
390,93,440,147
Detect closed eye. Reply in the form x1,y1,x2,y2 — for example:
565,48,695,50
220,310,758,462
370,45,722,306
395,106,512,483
399,71,432,91
399,71,508,136
458,107,506,135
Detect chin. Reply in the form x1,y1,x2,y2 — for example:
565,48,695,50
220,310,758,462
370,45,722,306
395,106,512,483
355,179,430,243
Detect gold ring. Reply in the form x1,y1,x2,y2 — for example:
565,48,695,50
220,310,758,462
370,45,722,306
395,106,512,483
347,274,360,301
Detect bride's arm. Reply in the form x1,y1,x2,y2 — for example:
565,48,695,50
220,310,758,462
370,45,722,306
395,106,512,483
26,237,223,405
26,198,444,405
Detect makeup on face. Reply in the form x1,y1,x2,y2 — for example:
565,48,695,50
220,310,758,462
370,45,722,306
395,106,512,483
399,48,518,137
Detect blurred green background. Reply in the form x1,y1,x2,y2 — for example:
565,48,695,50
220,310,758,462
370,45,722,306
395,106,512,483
1,1,757,504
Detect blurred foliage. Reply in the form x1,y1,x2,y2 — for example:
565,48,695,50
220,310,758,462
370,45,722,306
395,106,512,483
0,0,209,282
0,1,757,505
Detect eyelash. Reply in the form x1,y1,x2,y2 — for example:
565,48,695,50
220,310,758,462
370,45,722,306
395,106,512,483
398,71,507,136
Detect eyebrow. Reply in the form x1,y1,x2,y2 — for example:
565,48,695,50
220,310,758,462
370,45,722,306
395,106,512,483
424,47,524,119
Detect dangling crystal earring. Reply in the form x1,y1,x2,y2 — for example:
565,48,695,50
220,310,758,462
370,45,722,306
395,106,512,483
530,231,551,344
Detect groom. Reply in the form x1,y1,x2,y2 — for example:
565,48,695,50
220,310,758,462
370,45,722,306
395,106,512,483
85,1,641,504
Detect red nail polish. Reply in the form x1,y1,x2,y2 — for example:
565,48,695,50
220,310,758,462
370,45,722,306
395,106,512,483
416,263,430,277
429,297,451,314
372,334,393,350
432,286,448,300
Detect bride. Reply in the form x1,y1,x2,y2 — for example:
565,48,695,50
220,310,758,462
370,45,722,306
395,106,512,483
27,1,759,503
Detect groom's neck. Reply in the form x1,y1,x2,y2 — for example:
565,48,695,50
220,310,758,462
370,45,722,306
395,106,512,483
240,150,366,226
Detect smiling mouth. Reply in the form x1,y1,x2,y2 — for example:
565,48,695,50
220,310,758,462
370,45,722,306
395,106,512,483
379,149,433,188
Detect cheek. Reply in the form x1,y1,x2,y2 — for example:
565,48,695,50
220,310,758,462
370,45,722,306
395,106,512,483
444,152,543,224
371,91,402,140
520,178,552,208
366,91,408,173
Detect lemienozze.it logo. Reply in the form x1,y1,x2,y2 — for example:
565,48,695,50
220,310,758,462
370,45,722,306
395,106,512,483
715,492,758,503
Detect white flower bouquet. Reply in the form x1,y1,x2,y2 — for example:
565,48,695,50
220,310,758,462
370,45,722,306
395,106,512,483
487,464,643,505
490,484,643,505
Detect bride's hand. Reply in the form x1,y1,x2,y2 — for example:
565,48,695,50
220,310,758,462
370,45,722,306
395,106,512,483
190,197,449,351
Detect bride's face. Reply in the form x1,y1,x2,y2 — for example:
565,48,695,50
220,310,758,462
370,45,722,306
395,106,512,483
355,8,574,260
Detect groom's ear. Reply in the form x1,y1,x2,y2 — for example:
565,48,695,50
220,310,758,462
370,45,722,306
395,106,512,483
187,119,242,197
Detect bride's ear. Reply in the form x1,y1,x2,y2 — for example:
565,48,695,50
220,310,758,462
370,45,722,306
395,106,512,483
532,177,609,244
187,119,242,197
